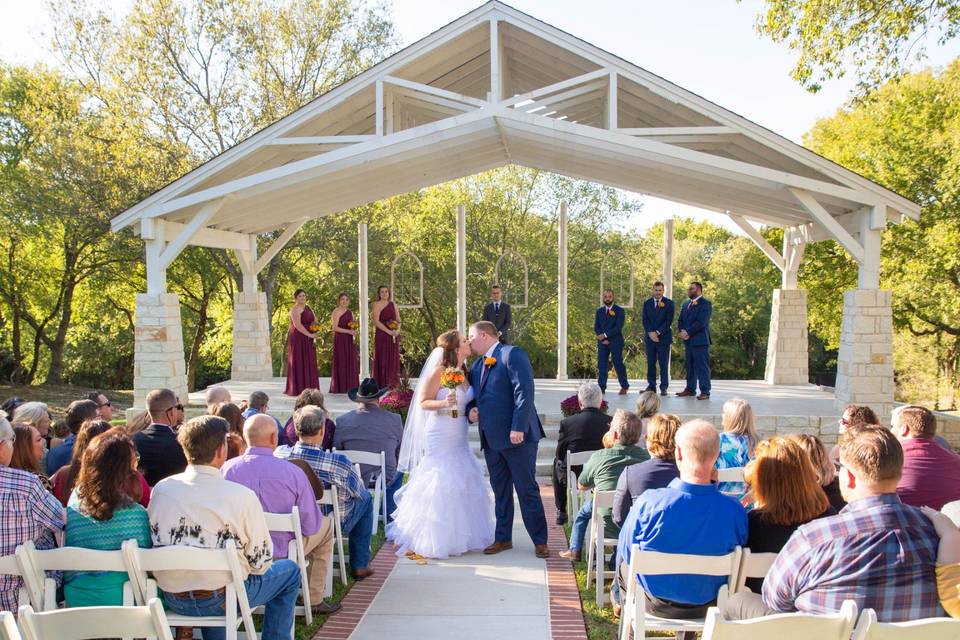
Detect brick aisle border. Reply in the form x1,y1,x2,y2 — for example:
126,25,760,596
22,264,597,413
541,482,589,640
310,545,399,640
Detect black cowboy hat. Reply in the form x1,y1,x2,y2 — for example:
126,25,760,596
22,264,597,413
348,378,389,402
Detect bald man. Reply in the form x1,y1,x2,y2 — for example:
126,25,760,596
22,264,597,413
222,414,341,615
612,420,746,631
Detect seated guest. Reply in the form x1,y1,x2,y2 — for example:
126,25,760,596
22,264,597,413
734,438,834,598
133,388,187,486
14,402,54,454
45,399,99,474
895,405,960,509
204,386,231,412
614,420,746,631
613,413,681,527
64,429,151,607
84,391,113,422
635,390,660,439
553,381,611,526
334,378,403,522
281,388,335,449
893,405,951,450
560,410,648,562
149,415,301,640
791,434,846,511
211,402,246,459
51,420,111,505
222,414,340,616
921,505,960,618
743,426,941,621
10,425,52,491
276,406,375,580
242,391,283,442
0,397,24,421
829,404,880,464
0,413,64,613
123,409,152,436
716,398,756,498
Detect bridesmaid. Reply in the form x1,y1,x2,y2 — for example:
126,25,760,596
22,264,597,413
372,285,401,389
329,293,360,394
285,289,320,396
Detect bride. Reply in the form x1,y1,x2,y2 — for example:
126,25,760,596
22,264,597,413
386,329,495,559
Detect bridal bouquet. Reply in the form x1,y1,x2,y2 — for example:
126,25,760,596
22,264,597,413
439,367,466,418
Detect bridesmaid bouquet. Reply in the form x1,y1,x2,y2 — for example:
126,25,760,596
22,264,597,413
387,320,399,342
307,323,321,334
439,367,466,418
347,320,359,331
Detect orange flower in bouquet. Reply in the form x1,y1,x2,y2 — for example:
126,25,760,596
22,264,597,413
347,320,359,331
387,320,399,342
307,323,321,333
439,367,466,418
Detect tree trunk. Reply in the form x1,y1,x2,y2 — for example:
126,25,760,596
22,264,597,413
186,295,211,392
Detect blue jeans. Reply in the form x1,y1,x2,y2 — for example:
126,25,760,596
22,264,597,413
163,558,300,640
385,473,404,523
568,499,593,552
343,490,374,571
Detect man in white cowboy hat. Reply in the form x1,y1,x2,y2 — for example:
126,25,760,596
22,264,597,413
334,378,404,520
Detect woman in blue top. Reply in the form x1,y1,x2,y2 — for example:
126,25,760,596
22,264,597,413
716,398,757,498
64,429,152,607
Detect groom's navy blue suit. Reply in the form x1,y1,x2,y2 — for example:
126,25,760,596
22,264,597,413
469,343,548,545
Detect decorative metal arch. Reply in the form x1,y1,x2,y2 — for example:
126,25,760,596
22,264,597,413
494,249,529,309
600,250,635,308
390,251,424,309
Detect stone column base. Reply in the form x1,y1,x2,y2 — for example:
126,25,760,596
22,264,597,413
764,289,809,385
835,289,894,417
134,293,188,407
231,291,274,381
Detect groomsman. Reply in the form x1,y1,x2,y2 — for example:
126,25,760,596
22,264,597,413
641,281,674,396
482,285,512,344
595,289,629,395
676,281,712,400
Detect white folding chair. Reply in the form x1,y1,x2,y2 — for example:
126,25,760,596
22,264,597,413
122,539,258,640
0,611,22,640
318,484,347,587
584,490,619,606
619,545,742,640
18,597,173,640
337,449,387,535
263,506,313,625
852,608,960,640
733,549,779,592
0,550,35,612
701,600,858,640
716,467,745,484
566,449,598,515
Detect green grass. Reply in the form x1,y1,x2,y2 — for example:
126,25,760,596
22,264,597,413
563,522,620,640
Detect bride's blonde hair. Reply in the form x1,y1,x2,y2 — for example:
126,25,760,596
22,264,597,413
437,330,465,371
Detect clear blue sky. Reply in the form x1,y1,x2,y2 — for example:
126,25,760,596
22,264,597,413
2,0,958,232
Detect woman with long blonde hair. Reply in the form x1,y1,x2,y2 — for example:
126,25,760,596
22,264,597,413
716,398,757,497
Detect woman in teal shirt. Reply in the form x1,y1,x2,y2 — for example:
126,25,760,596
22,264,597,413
64,428,152,607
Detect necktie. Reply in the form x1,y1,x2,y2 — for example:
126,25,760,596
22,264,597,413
480,361,490,387
495,303,499,313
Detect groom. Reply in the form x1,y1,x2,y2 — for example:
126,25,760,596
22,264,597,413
467,321,549,558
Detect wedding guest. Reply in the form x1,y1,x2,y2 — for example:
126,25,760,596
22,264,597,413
894,405,960,509
280,388,336,450
595,288,629,395
204,386,231,412
634,390,660,439
150,415,301,639
84,391,113,422
0,397,24,421
64,429,151,607
481,285,512,344
552,381,611,525
791,434,846,511
46,399,99,474
123,409,152,436
285,288,321,396
277,406,375,580
242,391,283,442
10,425,51,491
330,293,360,394
372,285,401,389
51,419,111,505
211,402,246,459
613,413,681,527
716,398,756,498
920,505,960,618
223,414,340,616
133,388,186,486
560,410,648,561
829,404,880,464
892,404,951,450
614,420,746,631
0,413,64,613
14,402,53,451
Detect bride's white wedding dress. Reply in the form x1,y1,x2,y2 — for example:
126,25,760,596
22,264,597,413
386,385,495,558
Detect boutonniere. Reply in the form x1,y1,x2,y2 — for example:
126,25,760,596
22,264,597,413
484,356,497,367
691,300,698,306
658,301,665,308
607,309,616,317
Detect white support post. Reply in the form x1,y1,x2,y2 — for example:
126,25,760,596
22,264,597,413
375,80,384,137
235,235,258,294
358,223,370,379
456,205,468,334
858,206,883,289
607,72,617,130
144,236,167,295
781,227,806,289
489,19,501,103
662,217,674,299
557,201,569,380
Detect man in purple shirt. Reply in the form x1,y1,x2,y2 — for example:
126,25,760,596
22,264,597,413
894,405,960,510
223,414,340,616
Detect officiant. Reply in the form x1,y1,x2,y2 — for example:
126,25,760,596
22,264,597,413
481,285,512,344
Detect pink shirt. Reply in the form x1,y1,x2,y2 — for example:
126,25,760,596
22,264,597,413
897,437,960,510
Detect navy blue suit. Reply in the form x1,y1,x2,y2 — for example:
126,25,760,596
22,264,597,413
641,296,674,392
595,305,629,392
469,343,548,545
677,296,712,395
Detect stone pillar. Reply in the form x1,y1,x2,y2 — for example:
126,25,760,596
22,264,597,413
134,293,188,407
231,291,274,381
764,289,809,385
834,289,894,417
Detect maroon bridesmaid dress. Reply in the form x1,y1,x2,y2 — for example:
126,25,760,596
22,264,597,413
373,302,400,389
329,309,360,394
285,305,320,396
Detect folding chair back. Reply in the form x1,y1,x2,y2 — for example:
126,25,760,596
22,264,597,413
18,598,173,640
734,549,778,592
19,541,142,610
716,467,745,483
318,485,347,587
337,449,387,535
0,551,33,611
851,608,960,640
585,489,619,606
701,600,857,640
263,507,313,625
0,611,22,640
566,449,598,515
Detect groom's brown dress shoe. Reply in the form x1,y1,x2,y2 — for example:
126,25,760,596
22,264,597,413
535,544,550,559
483,541,513,555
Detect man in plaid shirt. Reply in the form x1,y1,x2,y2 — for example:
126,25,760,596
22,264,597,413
275,406,375,580
726,425,942,621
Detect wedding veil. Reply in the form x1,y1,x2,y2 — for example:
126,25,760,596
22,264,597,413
397,346,442,473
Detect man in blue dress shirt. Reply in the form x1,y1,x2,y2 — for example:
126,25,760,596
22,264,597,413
641,281,674,396
595,289,629,395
